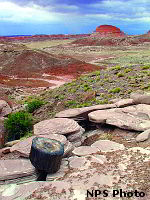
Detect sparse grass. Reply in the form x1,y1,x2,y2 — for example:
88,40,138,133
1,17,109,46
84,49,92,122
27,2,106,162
24,39,74,50
98,133,113,140
109,87,121,93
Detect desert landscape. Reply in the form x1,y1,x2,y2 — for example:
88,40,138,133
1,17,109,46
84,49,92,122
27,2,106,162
0,25,150,199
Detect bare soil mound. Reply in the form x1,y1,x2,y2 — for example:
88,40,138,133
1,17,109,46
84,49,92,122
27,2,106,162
0,48,102,78
0,42,104,89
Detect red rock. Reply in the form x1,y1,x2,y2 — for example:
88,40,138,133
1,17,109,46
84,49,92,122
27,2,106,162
95,25,125,37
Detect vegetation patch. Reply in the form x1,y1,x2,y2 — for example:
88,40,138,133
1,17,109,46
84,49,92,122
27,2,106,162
4,111,33,141
17,63,150,123
26,99,44,113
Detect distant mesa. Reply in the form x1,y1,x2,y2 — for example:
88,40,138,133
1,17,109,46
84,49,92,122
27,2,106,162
93,24,125,37
147,30,150,34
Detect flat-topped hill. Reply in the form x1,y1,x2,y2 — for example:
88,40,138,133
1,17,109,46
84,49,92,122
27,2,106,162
95,24,125,37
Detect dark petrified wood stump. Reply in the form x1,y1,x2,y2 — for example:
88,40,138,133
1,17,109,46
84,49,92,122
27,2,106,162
29,137,64,179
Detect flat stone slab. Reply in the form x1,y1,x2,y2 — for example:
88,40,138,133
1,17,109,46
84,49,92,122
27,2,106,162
34,118,81,136
55,104,116,120
114,99,134,107
69,154,107,169
136,129,150,142
88,104,150,131
10,134,67,158
0,100,12,117
0,159,35,181
130,92,150,104
91,140,125,152
72,146,99,156
69,156,87,169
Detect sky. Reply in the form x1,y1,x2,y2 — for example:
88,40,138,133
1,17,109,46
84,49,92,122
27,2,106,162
0,0,150,36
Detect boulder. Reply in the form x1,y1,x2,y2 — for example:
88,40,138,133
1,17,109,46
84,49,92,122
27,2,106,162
91,140,125,152
0,100,12,117
67,127,85,142
34,118,81,136
10,134,68,158
88,104,150,131
136,129,150,142
130,92,150,104
55,104,116,120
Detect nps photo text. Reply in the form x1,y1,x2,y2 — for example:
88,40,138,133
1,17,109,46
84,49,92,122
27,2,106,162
87,189,146,198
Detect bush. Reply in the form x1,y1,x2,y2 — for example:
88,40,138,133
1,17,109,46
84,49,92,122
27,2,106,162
26,99,44,113
109,87,121,93
4,111,33,141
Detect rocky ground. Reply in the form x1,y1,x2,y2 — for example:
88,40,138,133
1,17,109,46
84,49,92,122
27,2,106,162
0,96,150,200
0,35,150,200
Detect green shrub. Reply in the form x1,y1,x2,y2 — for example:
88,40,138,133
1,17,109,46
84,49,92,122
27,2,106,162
124,68,132,73
26,99,44,113
109,88,121,93
117,72,125,77
110,65,121,70
4,111,33,141
141,65,150,70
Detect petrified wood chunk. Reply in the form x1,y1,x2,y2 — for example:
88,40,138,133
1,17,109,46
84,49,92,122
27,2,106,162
29,137,64,174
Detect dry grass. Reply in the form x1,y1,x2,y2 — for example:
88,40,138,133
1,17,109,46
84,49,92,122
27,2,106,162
24,39,74,50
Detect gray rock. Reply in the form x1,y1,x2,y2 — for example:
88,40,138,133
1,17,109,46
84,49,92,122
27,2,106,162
68,154,107,170
115,99,134,108
88,105,150,131
69,156,87,169
0,159,35,181
72,146,99,156
71,140,82,147
63,141,74,157
34,118,81,136
130,92,150,104
55,104,116,120
67,127,85,142
91,140,125,152
136,129,150,142
0,100,12,117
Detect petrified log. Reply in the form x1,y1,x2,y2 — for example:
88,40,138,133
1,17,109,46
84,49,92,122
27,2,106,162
29,137,64,175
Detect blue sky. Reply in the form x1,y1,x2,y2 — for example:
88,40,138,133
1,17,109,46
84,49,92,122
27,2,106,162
0,0,150,36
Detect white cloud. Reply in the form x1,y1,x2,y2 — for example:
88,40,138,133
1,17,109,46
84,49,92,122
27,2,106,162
0,1,67,23
88,0,150,24
85,13,113,20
